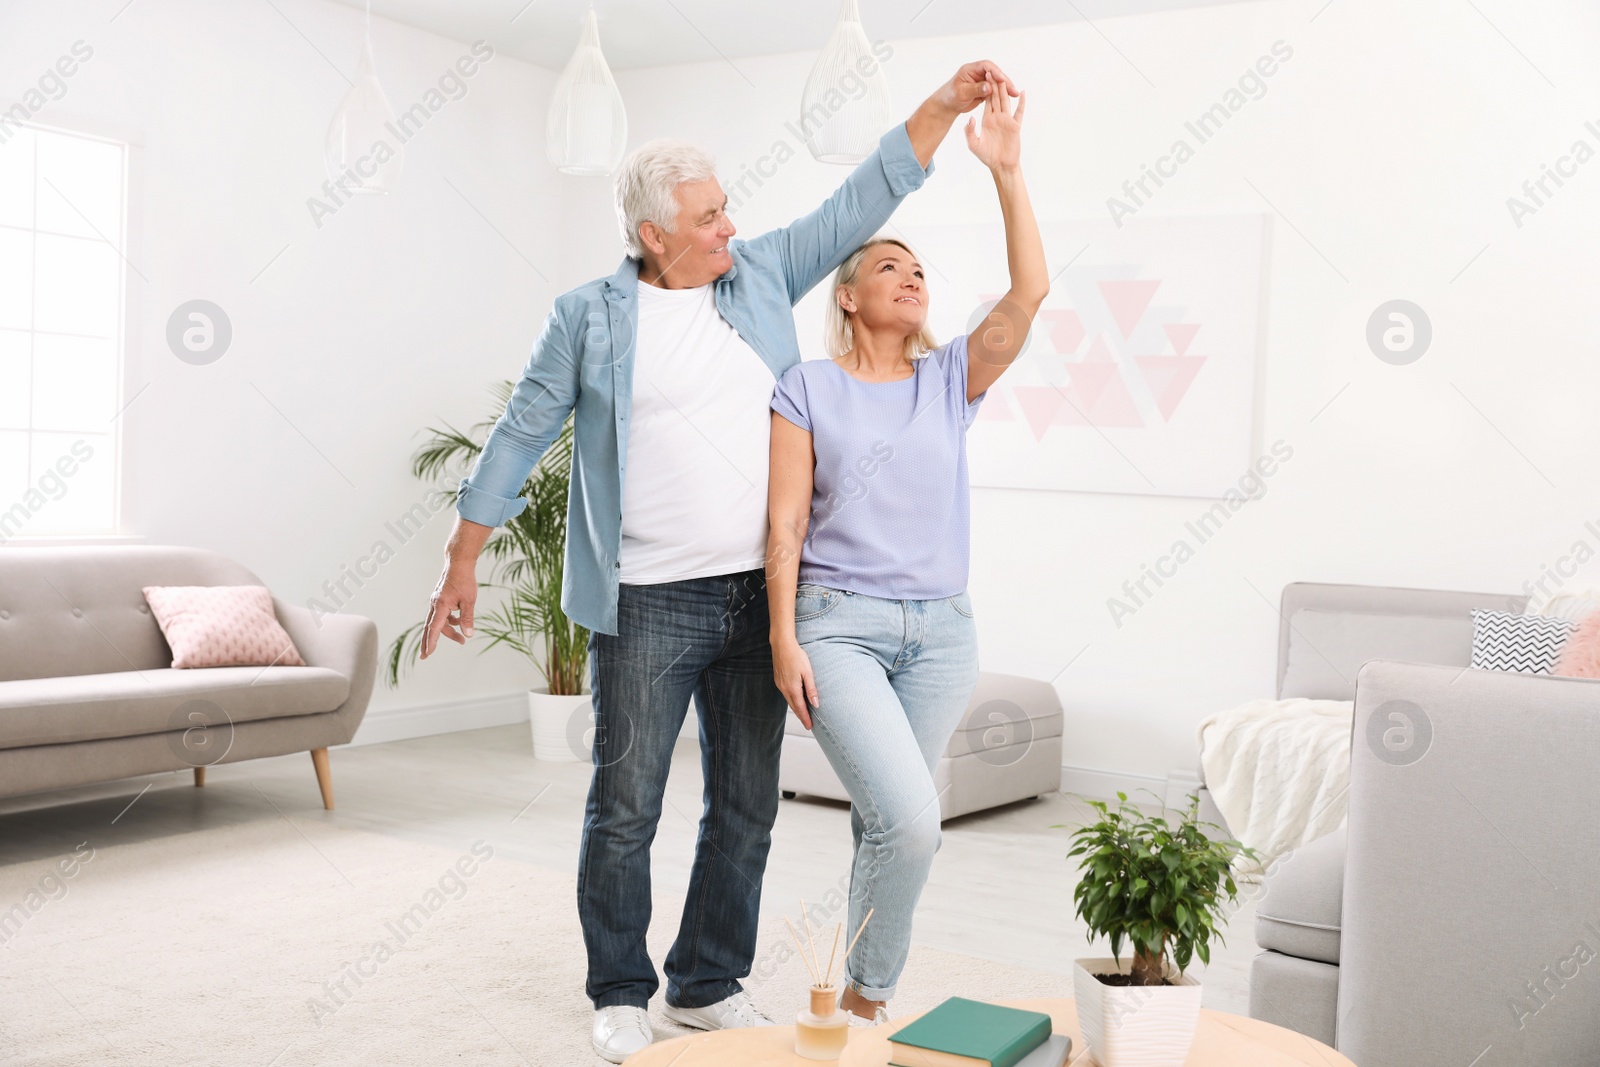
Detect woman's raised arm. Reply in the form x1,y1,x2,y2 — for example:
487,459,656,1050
964,73,1048,404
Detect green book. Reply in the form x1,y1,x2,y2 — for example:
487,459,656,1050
888,997,1053,1067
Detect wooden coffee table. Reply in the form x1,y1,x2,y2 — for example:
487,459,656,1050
625,997,1356,1065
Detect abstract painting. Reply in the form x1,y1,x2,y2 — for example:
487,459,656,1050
898,214,1267,498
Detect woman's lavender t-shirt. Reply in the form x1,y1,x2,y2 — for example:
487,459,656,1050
770,333,985,600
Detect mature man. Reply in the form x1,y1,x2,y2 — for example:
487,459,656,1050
420,61,1015,1062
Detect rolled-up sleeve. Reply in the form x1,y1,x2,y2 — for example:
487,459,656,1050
770,364,812,432
747,122,936,305
456,304,580,528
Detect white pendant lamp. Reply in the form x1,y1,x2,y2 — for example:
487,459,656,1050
324,0,403,193
547,6,628,176
800,0,892,164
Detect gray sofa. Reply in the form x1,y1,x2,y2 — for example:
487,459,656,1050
778,671,1064,820
0,545,377,808
1245,581,1600,1065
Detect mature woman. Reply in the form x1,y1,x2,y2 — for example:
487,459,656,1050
766,74,1046,1025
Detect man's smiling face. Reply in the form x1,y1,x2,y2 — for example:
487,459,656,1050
639,177,737,288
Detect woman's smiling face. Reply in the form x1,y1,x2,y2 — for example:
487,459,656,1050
839,243,928,334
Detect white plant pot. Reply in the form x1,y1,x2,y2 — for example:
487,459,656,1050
528,688,593,763
1073,957,1203,1067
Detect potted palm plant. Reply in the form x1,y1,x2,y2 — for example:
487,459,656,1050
384,381,592,762
1065,793,1254,1067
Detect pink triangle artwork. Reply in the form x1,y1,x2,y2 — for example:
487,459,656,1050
1009,364,1145,440
1038,308,1086,354
897,213,1264,498
1097,279,1162,339
1135,356,1208,421
1063,361,1119,411
974,388,1014,422
1163,323,1201,355
1059,366,1143,429
1011,387,1067,439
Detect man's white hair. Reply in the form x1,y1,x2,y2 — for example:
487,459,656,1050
613,138,718,260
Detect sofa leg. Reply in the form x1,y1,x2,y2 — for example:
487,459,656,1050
194,766,205,788
310,748,334,810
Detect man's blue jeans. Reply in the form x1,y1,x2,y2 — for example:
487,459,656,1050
576,569,788,1010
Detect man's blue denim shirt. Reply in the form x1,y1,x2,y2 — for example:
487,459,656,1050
455,122,934,635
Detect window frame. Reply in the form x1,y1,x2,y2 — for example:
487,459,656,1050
0,116,142,547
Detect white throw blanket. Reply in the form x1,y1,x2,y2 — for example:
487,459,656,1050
1196,697,1353,872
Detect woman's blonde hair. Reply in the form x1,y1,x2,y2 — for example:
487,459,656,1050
824,237,939,361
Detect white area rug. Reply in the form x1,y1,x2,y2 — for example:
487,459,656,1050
0,817,1074,1065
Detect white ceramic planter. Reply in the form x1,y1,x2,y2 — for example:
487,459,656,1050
1073,957,1203,1067
528,688,593,763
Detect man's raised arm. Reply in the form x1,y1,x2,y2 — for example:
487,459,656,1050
751,60,1018,305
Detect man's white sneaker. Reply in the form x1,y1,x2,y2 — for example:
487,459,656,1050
592,1005,653,1063
662,990,776,1030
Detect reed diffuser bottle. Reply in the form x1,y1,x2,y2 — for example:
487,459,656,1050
786,901,874,1061
795,983,849,1060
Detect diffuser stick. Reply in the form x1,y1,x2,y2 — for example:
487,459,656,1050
839,907,875,966
801,898,820,982
823,922,842,986
784,917,820,984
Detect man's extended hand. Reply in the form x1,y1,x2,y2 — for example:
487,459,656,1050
421,559,478,658
421,517,493,660
936,61,1019,117
907,60,1020,167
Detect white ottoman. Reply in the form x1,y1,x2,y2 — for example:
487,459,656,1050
778,671,1064,821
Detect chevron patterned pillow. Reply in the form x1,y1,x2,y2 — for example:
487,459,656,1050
1470,609,1576,674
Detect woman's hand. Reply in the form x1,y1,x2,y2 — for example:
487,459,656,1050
908,61,1019,168
964,71,1025,172
773,637,820,730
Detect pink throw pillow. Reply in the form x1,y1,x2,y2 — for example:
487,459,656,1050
142,585,306,669
1553,610,1600,679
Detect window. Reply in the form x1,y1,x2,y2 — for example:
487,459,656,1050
0,122,125,542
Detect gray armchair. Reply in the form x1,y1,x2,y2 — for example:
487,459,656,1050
1245,582,1600,1065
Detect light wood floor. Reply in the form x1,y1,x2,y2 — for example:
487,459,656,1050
0,724,1259,1012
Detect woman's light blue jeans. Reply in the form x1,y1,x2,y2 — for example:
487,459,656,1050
793,582,980,1001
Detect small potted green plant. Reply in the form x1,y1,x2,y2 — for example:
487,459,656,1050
1065,792,1254,1067
384,381,592,762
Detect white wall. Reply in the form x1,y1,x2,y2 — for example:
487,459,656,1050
570,0,1600,781
7,0,1600,780
0,0,571,731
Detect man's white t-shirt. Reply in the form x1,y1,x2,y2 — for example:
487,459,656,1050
619,280,774,584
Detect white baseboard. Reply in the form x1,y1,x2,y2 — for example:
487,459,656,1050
1164,769,1207,809
345,696,1201,813
1058,764,1167,803
348,691,530,747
